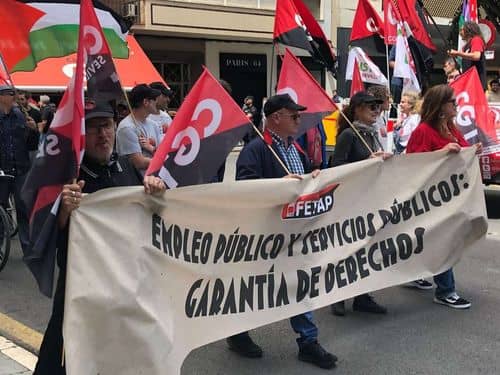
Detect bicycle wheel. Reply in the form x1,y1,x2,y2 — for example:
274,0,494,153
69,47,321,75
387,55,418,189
6,193,18,238
0,206,11,273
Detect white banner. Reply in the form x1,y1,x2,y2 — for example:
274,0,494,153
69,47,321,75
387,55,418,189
64,148,487,375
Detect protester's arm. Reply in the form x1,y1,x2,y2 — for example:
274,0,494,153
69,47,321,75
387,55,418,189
236,147,263,180
128,153,152,171
58,180,85,228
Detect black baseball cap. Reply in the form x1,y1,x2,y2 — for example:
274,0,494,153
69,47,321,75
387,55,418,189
350,92,384,106
150,82,174,97
84,99,114,120
129,84,161,108
263,94,307,117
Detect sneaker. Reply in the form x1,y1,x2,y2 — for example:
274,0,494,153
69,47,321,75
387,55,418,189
433,293,471,309
298,341,337,369
331,301,346,316
408,279,434,290
352,294,387,314
226,332,263,358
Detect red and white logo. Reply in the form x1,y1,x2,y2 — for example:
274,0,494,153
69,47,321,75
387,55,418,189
281,183,339,220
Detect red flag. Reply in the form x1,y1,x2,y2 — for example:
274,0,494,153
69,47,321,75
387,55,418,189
384,0,402,45
21,0,95,297
350,57,365,97
274,0,336,73
146,68,251,188
350,0,385,42
396,0,436,52
277,49,336,136
0,0,44,72
81,0,124,102
450,67,500,155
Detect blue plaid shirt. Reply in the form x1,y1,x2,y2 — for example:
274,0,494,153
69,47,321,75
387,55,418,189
269,130,304,175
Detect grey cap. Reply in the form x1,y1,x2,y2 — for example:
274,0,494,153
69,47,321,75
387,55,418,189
84,99,114,120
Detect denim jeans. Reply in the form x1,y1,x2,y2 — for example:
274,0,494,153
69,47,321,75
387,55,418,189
290,312,318,347
434,268,455,298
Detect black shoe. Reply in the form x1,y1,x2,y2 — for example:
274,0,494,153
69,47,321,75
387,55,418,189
353,294,387,314
331,301,346,316
226,332,263,358
433,293,471,309
298,340,337,369
407,279,433,290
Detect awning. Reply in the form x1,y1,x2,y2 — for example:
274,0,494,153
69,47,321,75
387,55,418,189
10,35,166,92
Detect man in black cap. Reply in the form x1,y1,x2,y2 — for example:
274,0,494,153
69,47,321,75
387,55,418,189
116,84,163,175
149,81,175,134
227,94,337,370
0,84,39,252
34,99,166,375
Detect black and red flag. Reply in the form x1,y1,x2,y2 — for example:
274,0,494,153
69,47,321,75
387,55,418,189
21,0,102,297
395,0,436,53
273,0,336,73
82,0,124,103
276,49,336,137
349,0,386,57
146,67,250,188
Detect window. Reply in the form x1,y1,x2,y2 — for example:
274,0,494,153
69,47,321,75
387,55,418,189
153,62,191,109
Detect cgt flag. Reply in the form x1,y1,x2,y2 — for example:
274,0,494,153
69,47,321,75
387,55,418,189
383,0,402,45
81,0,123,102
350,0,385,42
450,67,500,155
395,0,436,53
21,0,105,297
276,49,336,137
274,0,336,73
146,68,251,189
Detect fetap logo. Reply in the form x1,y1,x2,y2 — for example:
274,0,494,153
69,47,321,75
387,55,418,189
281,183,339,220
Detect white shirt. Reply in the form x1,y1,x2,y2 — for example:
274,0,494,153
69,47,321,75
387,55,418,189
148,110,172,135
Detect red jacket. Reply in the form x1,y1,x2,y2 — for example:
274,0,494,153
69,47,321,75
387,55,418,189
406,122,469,153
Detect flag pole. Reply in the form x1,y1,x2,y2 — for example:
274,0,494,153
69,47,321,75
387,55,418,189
269,43,276,97
415,0,462,73
252,124,291,175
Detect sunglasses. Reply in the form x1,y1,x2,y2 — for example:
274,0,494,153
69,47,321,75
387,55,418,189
277,112,300,120
368,103,381,111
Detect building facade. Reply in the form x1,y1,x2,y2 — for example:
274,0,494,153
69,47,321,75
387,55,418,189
103,0,331,111
104,0,499,104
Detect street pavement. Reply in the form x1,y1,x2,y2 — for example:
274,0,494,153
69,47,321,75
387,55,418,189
0,153,499,374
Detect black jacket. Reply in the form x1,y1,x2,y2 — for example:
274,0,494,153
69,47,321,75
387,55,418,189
0,107,39,175
331,124,381,167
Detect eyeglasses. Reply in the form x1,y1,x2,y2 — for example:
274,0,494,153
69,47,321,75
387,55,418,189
86,122,114,134
277,112,300,120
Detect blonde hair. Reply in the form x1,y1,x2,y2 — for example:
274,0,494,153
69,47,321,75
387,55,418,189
401,91,421,115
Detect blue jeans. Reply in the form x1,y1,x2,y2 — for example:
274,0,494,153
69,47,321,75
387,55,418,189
290,312,318,347
434,268,455,298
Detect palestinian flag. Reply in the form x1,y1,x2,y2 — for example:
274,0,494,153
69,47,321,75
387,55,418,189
0,0,130,73
146,68,251,189
276,49,336,137
274,0,336,73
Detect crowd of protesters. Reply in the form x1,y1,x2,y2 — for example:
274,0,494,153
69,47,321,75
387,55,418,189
0,18,498,374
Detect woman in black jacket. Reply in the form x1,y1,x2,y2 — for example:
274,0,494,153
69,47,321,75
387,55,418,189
330,91,390,316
